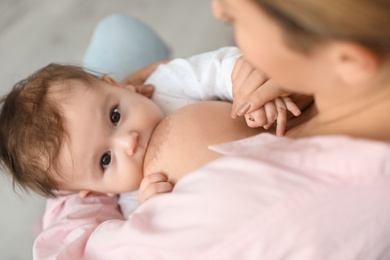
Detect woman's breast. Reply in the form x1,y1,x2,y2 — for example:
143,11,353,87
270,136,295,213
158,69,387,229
143,101,263,184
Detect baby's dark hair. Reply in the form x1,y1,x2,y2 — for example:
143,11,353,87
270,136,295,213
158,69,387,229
0,63,100,197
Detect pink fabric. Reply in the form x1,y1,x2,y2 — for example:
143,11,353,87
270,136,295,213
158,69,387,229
33,134,390,259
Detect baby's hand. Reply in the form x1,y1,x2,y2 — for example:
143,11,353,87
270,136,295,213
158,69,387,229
121,60,170,86
138,172,174,204
243,97,301,136
120,59,172,98
231,56,301,136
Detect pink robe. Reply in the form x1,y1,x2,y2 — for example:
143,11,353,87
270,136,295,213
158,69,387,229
34,133,390,259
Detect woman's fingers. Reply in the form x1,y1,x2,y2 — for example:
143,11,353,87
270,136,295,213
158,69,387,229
231,57,269,118
231,56,245,82
232,71,269,118
232,79,290,119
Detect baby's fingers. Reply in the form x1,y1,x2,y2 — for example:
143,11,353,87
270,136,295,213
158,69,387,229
118,83,155,98
139,172,168,188
244,107,267,128
134,84,155,98
275,97,288,136
282,96,301,117
138,173,173,204
138,182,173,204
245,101,279,129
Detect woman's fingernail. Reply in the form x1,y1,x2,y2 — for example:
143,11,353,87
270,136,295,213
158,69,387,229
237,102,251,117
231,103,239,118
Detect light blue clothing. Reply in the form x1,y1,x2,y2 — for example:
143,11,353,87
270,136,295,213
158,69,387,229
83,14,169,81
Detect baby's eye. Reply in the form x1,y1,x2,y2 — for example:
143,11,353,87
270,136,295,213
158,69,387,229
101,152,111,169
111,107,121,125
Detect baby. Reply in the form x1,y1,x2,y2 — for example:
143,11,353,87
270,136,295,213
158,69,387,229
0,47,301,217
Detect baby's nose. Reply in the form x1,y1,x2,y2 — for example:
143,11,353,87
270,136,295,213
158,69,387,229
117,131,139,155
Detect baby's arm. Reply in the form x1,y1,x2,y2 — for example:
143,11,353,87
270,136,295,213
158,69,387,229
144,47,242,115
142,47,312,136
120,59,172,86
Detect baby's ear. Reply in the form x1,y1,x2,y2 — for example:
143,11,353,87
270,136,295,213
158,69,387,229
102,75,120,86
79,190,91,198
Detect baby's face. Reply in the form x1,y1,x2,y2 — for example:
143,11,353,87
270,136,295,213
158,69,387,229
55,77,164,197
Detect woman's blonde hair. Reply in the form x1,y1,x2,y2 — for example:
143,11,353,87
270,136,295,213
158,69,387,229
254,0,390,55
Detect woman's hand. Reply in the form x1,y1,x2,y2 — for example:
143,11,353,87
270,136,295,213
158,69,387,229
138,172,174,204
119,59,172,98
231,56,311,136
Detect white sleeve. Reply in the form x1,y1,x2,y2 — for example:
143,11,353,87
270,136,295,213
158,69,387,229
118,191,139,219
146,47,242,115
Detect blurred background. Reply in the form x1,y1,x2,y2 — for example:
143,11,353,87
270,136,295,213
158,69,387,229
0,0,234,259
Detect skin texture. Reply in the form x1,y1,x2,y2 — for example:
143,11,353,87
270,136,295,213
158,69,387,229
142,0,390,188
139,97,313,203
230,56,304,135
52,77,261,202
54,77,164,198
212,0,390,141
52,0,390,201
141,99,315,190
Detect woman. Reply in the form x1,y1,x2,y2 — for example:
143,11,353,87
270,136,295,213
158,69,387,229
34,1,390,259
213,0,390,141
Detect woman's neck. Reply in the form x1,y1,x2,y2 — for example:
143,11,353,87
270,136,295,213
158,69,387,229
289,82,390,141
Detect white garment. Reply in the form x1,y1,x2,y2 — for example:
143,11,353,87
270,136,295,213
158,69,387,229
118,47,242,217
148,46,240,115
